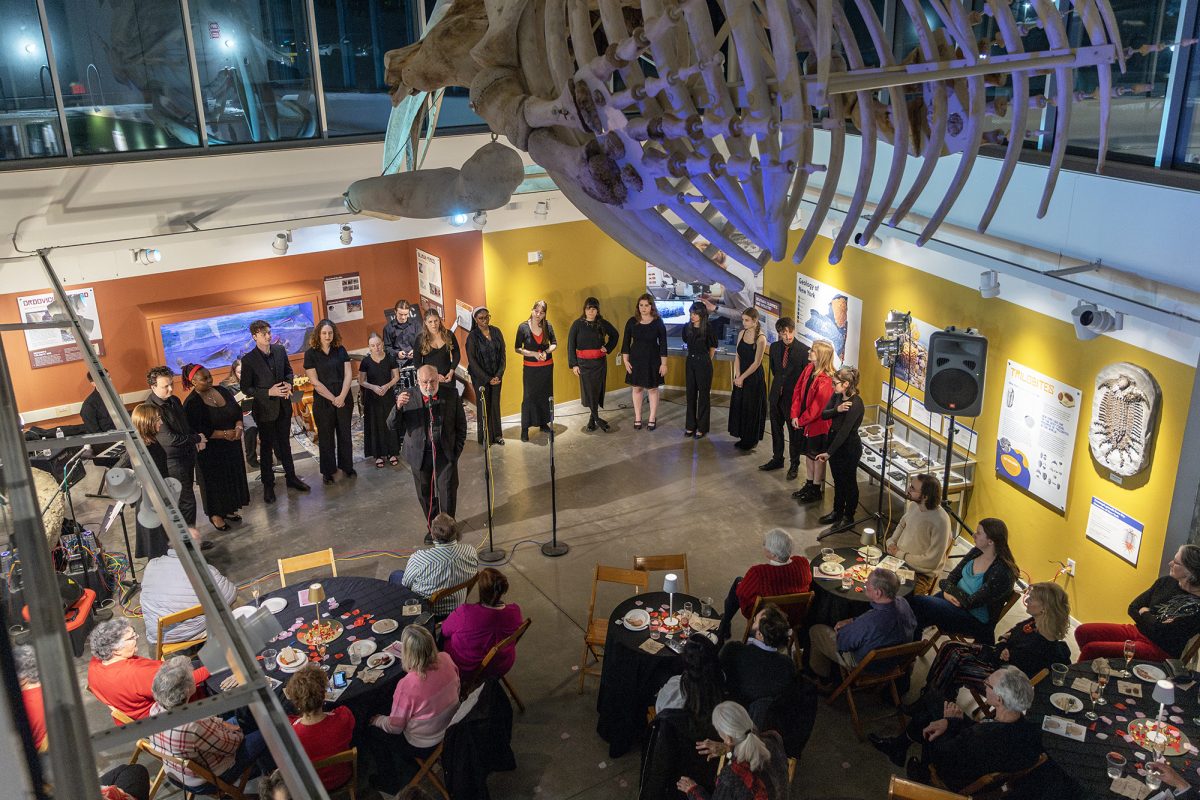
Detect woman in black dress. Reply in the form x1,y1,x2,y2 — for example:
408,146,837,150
621,293,668,430
415,307,461,393
514,300,557,442
567,297,619,432
182,364,250,531
815,366,865,528
359,332,400,467
727,308,767,450
466,306,506,445
682,301,718,439
303,318,355,484
131,403,171,559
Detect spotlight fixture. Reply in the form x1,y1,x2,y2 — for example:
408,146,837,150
1071,301,1123,340
339,224,352,245
883,309,910,338
979,270,1000,298
271,231,291,255
449,213,469,227
472,211,488,228
534,200,550,218
131,248,161,265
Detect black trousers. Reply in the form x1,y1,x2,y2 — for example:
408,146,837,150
312,395,354,477
166,455,197,526
100,764,151,800
684,355,713,433
829,443,862,518
768,400,802,465
475,381,503,443
412,448,459,525
254,410,296,485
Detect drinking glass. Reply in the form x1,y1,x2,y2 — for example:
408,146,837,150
349,647,362,666
867,553,880,567
1145,763,1164,790
1105,752,1126,780
700,597,714,617
1096,668,1110,706
820,547,835,561
841,574,854,591
1123,640,1137,676
1051,663,1069,687
683,602,694,618
263,649,278,671
1085,684,1101,721
650,630,661,641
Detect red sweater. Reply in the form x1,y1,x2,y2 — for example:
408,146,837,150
790,365,834,436
735,557,813,618
290,706,356,789
22,685,47,751
88,656,210,724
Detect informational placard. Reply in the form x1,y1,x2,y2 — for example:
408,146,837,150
416,249,444,316
890,314,938,391
17,287,105,368
1086,496,1144,566
795,273,861,368
942,417,979,455
908,396,944,434
880,382,911,416
753,294,782,345
995,360,1082,511
323,272,363,323
453,299,475,333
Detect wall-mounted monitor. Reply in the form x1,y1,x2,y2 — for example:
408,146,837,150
159,302,315,372
657,299,690,327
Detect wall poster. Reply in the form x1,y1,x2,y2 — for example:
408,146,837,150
416,248,444,317
995,360,1082,511
753,294,782,345
1085,496,1144,566
453,299,475,333
17,287,105,368
323,272,363,323
889,314,939,392
794,273,862,368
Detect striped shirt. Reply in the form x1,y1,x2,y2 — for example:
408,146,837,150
402,541,480,615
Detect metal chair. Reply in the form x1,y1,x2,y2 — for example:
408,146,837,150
277,547,337,587
154,604,207,660
578,565,648,693
827,639,931,740
633,554,690,593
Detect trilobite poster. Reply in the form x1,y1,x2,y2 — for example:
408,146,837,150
1088,363,1161,479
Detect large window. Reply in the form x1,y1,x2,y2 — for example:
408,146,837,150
0,0,64,159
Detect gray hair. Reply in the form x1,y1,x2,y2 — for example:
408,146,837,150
763,529,794,562
151,656,196,710
867,568,900,599
1178,545,1200,587
711,701,771,772
89,618,134,661
13,645,39,685
990,665,1034,714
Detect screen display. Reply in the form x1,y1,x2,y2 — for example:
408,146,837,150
657,299,690,326
160,302,315,371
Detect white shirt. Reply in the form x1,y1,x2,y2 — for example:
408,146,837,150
140,549,238,645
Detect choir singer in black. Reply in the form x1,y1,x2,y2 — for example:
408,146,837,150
567,297,619,432
760,317,809,480
393,365,467,534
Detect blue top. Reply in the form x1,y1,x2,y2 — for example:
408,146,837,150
836,596,918,663
958,561,989,623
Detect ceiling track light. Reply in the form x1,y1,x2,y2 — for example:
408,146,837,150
534,200,550,218
131,248,161,265
272,230,292,255
979,269,1001,298
339,224,353,245
1071,301,1123,341
449,213,469,227
472,210,488,228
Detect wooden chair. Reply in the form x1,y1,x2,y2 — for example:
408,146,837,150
740,592,816,667
887,775,968,799
87,684,137,725
633,554,690,593
827,639,930,740
402,684,486,800
930,752,1049,797
428,572,480,608
154,604,207,660
278,548,337,587
312,746,358,800
1183,634,1200,668
967,667,1048,721
462,618,533,713
578,565,649,693
928,589,1022,651
130,737,252,799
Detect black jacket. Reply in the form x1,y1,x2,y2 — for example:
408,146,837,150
383,315,421,364
145,392,199,464
80,389,115,433
466,326,506,385
719,641,797,709
767,339,809,409
1128,576,1200,658
394,385,467,470
926,716,1043,792
939,548,1017,628
821,393,865,456
238,344,294,423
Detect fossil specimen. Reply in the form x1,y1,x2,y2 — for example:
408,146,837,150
346,0,1124,289
1088,362,1160,478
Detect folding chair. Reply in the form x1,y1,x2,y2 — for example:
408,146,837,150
87,684,137,725
130,737,252,799
578,565,648,693
928,589,1022,651
402,684,486,800
154,604,206,660
930,752,1049,797
461,618,532,712
827,639,931,740
429,573,480,610
278,548,337,588
1183,634,1200,668
741,592,815,666
887,775,968,800
633,554,690,593
312,746,358,799
969,667,1048,720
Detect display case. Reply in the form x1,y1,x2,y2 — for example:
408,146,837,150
858,404,976,500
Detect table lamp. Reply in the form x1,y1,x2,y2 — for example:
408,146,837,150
663,574,678,627
1151,679,1175,755
309,582,326,629
861,527,876,549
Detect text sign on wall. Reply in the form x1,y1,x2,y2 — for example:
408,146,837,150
416,248,444,317
794,273,862,368
17,288,105,369
995,360,1082,511
323,272,363,323
1086,496,1144,567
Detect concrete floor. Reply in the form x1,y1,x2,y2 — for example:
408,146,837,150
73,387,1037,799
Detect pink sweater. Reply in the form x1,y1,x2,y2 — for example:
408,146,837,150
441,602,523,678
375,652,461,747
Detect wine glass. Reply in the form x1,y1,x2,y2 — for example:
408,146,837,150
1123,640,1137,677
1085,683,1101,721
1145,763,1164,790
252,587,261,608
1095,668,1110,706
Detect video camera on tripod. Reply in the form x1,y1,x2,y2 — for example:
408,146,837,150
396,365,418,393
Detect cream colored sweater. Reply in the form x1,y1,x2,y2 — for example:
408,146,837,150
886,502,953,575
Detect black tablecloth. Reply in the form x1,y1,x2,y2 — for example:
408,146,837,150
809,547,914,626
1029,661,1200,798
595,591,705,758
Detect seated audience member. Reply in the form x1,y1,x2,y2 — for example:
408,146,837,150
261,771,290,800
441,567,523,678
87,619,210,724
1075,544,1200,662
870,666,1041,792
1147,761,1195,800
283,665,355,791
807,568,917,685
676,701,789,800
394,513,480,617
717,528,812,641
14,645,47,752
657,636,725,715
368,625,461,794
100,764,151,800
916,581,1070,710
81,372,116,433
884,474,952,595
140,531,238,648
908,518,1019,645
148,657,274,791
719,604,796,708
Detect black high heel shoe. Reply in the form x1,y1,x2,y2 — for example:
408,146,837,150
225,513,242,523
210,516,231,532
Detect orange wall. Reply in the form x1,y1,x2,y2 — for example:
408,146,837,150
1,232,485,413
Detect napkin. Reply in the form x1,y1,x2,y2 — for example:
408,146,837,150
358,668,385,684
1041,715,1087,741
879,556,904,572
822,554,846,564
1118,681,1143,698
896,569,916,584
688,617,719,633
639,639,665,655
325,684,349,703
1110,776,1152,799
1071,677,1096,694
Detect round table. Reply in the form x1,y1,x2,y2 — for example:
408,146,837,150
1029,661,1200,797
808,547,914,626
595,591,708,758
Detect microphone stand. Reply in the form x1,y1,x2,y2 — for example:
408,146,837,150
540,395,569,557
477,384,505,563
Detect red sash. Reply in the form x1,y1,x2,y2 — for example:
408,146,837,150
576,348,606,360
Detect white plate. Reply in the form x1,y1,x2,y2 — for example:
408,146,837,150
1049,693,1083,713
818,561,845,577
623,609,650,631
276,648,308,673
263,597,287,614
856,546,883,560
1133,663,1168,682
371,618,399,635
348,639,378,658
366,652,395,670
232,605,256,620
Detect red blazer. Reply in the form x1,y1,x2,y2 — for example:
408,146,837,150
790,365,833,436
